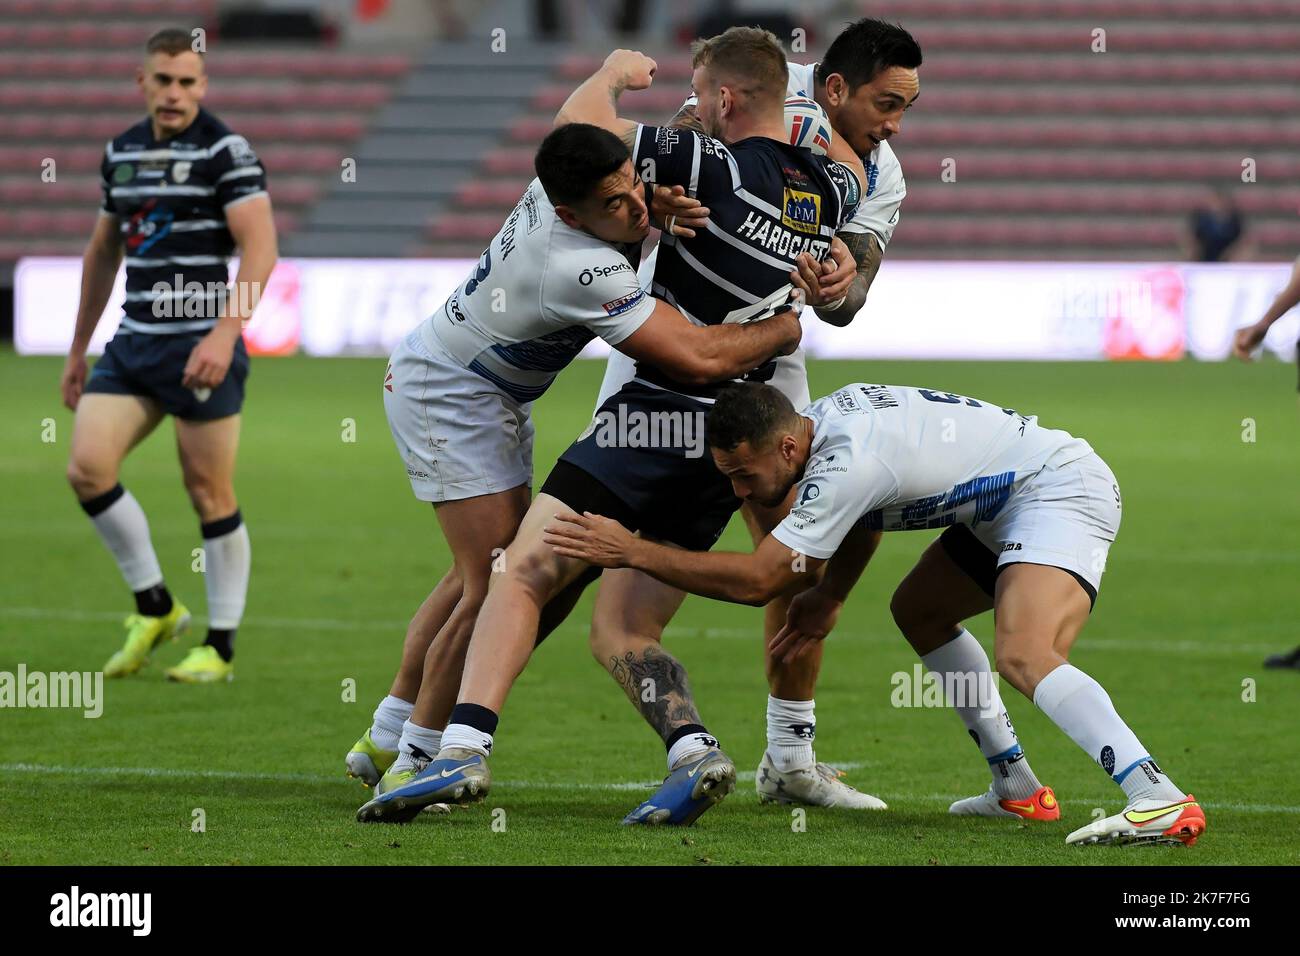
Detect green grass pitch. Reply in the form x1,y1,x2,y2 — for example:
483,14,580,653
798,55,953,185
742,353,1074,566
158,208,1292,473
1,349,1298,865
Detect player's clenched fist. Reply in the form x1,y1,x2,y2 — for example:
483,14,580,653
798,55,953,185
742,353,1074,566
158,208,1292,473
601,49,657,91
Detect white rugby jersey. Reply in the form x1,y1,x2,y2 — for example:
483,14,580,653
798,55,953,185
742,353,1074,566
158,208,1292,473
785,61,906,248
422,178,655,403
771,384,1095,559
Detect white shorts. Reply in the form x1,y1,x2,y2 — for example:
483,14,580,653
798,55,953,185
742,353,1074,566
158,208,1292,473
383,328,534,503
953,449,1122,602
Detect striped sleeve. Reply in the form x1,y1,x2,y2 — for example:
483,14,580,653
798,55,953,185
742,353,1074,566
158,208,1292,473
207,134,268,209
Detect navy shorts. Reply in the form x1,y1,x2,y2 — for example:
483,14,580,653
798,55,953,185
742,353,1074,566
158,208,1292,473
84,330,249,420
541,381,740,551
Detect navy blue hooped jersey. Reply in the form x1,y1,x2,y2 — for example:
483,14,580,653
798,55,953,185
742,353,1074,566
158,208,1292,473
100,108,268,335
630,124,860,398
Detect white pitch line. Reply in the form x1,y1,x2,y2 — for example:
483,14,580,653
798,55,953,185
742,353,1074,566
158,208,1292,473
0,606,1287,655
0,762,1295,814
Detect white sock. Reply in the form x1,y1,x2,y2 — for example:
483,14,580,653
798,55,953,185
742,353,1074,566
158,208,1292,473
369,695,412,752
86,487,163,591
1033,663,1183,803
922,629,1042,799
440,721,491,757
392,720,444,772
202,513,250,629
666,730,718,771
766,696,816,772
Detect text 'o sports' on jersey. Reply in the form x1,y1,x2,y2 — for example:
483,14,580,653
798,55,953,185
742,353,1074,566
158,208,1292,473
420,178,656,404
772,384,1096,559
629,123,860,398
100,107,268,336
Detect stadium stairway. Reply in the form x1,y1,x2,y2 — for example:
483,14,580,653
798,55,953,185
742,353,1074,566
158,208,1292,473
417,0,1300,262
0,0,415,267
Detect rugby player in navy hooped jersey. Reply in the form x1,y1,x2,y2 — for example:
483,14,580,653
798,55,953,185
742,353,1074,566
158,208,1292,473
595,17,923,810
59,29,277,683
358,30,875,826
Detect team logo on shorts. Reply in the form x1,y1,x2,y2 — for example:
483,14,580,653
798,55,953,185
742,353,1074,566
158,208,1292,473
781,188,821,234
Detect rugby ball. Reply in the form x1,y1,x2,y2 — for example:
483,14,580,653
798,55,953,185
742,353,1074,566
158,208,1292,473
784,95,833,156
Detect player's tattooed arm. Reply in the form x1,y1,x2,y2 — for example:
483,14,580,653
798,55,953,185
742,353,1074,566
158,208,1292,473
555,48,656,151
666,101,705,134
544,514,824,607
814,230,883,327
607,646,703,741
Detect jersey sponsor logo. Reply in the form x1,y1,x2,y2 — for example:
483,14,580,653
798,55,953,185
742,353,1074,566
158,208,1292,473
172,161,192,184
579,261,634,285
112,163,135,184
797,482,821,507
833,389,862,414
523,189,541,233
655,127,680,154
124,199,174,254
1001,541,1023,552
781,187,822,234
737,211,830,260
602,289,645,316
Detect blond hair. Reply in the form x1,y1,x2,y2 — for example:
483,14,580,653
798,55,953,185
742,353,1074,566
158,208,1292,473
690,26,787,108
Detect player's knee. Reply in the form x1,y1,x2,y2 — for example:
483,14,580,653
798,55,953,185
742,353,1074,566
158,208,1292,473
66,457,114,499
588,618,633,664
183,475,236,520
993,644,1034,691
889,584,929,636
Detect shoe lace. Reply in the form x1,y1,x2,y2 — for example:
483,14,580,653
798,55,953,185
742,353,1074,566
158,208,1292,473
814,763,858,790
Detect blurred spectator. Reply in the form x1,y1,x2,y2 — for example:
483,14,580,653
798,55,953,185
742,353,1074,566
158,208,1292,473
1183,188,1247,262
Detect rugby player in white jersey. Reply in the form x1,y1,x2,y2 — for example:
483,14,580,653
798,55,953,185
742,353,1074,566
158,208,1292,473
547,382,1208,846
356,32,871,825
593,17,922,808
344,122,807,789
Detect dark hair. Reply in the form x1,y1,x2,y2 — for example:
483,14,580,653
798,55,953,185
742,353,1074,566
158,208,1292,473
535,124,630,208
818,17,922,91
706,383,799,452
146,27,201,58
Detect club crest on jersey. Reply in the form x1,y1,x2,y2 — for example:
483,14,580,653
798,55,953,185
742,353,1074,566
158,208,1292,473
781,188,821,234
171,161,192,184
